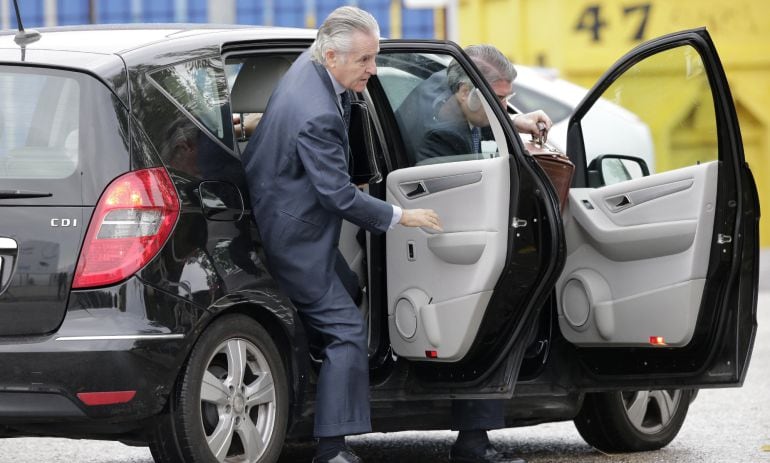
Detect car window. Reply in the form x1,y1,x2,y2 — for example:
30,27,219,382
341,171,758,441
225,53,297,148
377,52,506,167
510,87,572,123
0,68,80,179
150,57,233,150
581,45,717,177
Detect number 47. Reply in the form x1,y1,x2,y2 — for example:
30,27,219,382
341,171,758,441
576,3,652,43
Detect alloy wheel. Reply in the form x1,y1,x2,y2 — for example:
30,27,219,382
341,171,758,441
621,389,682,435
200,338,278,462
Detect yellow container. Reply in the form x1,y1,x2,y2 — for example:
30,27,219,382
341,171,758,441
457,0,769,245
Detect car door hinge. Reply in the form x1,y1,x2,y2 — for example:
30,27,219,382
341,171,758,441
717,234,732,244
512,217,528,228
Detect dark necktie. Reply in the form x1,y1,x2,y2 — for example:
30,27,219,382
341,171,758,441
341,90,351,130
470,126,481,154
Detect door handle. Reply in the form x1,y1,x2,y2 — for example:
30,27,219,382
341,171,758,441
399,181,429,199
605,194,632,212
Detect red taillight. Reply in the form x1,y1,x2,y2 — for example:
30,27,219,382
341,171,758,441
72,168,179,289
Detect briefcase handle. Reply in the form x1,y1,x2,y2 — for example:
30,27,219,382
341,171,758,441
530,121,549,147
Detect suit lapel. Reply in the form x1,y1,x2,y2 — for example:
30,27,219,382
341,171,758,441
311,59,351,169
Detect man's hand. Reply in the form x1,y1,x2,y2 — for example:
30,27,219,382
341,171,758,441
399,208,442,231
233,113,262,139
513,110,553,141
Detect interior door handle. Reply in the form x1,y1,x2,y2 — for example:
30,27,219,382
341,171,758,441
400,181,429,199
606,194,632,212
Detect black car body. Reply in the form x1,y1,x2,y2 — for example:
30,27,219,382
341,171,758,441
0,24,759,462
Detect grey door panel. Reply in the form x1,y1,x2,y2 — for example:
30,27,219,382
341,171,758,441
570,193,697,261
398,171,482,199
558,161,717,347
426,231,488,265
386,157,509,361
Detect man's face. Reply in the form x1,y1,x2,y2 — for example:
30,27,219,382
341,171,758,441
458,79,514,127
490,79,515,108
325,31,379,93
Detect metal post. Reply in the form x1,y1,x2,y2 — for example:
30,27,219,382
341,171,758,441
89,0,97,24
131,0,142,22
264,0,274,26
304,0,316,28
446,0,458,43
208,0,235,24
1,0,9,30
174,0,187,22
44,0,56,26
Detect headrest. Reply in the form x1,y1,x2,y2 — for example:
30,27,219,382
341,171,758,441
230,55,294,114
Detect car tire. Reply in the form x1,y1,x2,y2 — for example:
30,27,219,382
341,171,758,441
574,389,695,453
149,314,289,463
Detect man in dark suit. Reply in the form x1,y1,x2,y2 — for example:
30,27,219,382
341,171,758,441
241,7,441,463
396,46,553,463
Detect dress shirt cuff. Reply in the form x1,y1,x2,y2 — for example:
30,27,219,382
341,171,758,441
389,205,402,230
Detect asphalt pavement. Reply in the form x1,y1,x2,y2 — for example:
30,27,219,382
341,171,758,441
1,251,768,463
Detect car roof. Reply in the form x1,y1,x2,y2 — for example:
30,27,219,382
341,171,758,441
0,24,316,106
0,24,316,57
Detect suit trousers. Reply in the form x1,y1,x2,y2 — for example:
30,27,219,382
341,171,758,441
451,399,505,431
293,271,371,438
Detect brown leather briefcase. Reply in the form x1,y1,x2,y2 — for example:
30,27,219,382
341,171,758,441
524,134,574,211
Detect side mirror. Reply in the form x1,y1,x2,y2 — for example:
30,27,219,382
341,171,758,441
587,154,650,187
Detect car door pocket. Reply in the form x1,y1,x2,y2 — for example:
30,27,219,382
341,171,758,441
426,232,487,265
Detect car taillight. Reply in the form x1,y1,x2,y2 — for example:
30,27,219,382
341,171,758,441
72,168,180,289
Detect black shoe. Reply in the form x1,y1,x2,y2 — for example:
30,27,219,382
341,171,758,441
311,448,363,463
449,443,526,463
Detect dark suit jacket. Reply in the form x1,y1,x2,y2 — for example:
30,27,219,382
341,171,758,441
241,51,393,305
417,116,474,162
397,70,489,164
395,69,453,164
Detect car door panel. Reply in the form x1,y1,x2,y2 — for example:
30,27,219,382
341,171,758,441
559,162,717,347
564,28,758,387
568,162,716,262
386,157,509,361
373,42,564,397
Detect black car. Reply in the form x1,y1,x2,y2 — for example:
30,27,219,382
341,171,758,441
0,23,759,463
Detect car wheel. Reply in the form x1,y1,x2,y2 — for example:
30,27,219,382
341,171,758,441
574,389,695,453
150,314,289,463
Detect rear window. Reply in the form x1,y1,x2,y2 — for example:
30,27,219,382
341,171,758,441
0,67,81,179
0,65,130,205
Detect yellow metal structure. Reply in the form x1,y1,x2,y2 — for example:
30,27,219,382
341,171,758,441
390,0,403,39
455,0,769,245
